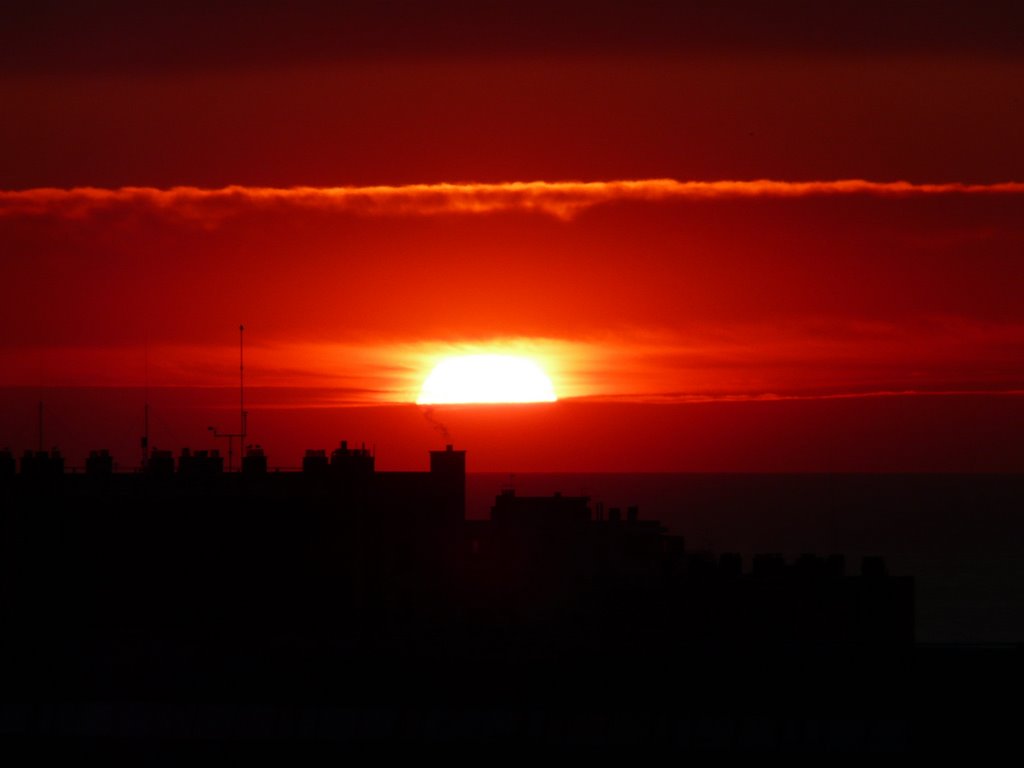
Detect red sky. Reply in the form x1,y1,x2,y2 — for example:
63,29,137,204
2,2,1023,471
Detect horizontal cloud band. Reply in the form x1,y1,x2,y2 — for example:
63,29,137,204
3,178,1024,220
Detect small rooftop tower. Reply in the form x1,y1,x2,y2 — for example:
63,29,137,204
146,449,175,477
242,445,267,475
430,444,466,524
303,449,329,475
331,440,375,478
0,449,16,479
430,443,465,479
86,449,114,476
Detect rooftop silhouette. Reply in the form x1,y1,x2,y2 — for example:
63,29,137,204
0,440,1016,749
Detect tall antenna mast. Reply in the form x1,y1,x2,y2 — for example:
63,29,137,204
142,333,149,468
209,324,248,472
240,324,246,445
143,402,149,467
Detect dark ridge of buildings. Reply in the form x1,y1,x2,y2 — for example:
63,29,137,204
0,438,937,745
0,441,912,650
1,441,1017,750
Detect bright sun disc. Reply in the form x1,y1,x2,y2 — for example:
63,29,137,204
417,355,557,404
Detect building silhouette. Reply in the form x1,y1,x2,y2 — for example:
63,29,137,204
0,439,913,654
4,438,1007,749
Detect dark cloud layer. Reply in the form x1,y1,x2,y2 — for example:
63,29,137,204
3,1,1021,75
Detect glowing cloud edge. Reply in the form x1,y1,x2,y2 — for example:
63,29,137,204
3,178,1024,221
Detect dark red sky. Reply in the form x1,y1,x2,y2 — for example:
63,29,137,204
2,2,1023,471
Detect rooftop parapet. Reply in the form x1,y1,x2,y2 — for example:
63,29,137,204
86,449,114,476
0,448,15,478
331,440,375,475
178,448,224,477
303,449,329,474
242,445,268,475
19,449,64,478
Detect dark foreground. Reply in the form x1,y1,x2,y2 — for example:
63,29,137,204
1,451,1020,750
2,644,1021,751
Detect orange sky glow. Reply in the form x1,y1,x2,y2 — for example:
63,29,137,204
2,3,1023,471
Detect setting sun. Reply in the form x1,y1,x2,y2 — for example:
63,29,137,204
417,355,558,405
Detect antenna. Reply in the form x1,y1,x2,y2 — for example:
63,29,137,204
141,333,149,468
142,402,149,467
240,324,246,444
38,400,44,453
209,324,248,472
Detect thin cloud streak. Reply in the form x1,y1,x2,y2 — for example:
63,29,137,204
3,179,1024,221
569,389,1024,405
5,323,1024,405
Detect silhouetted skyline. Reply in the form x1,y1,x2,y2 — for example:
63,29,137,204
3,435,1021,747
1,3,1022,747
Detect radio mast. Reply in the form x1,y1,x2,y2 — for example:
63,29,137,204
209,324,248,471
